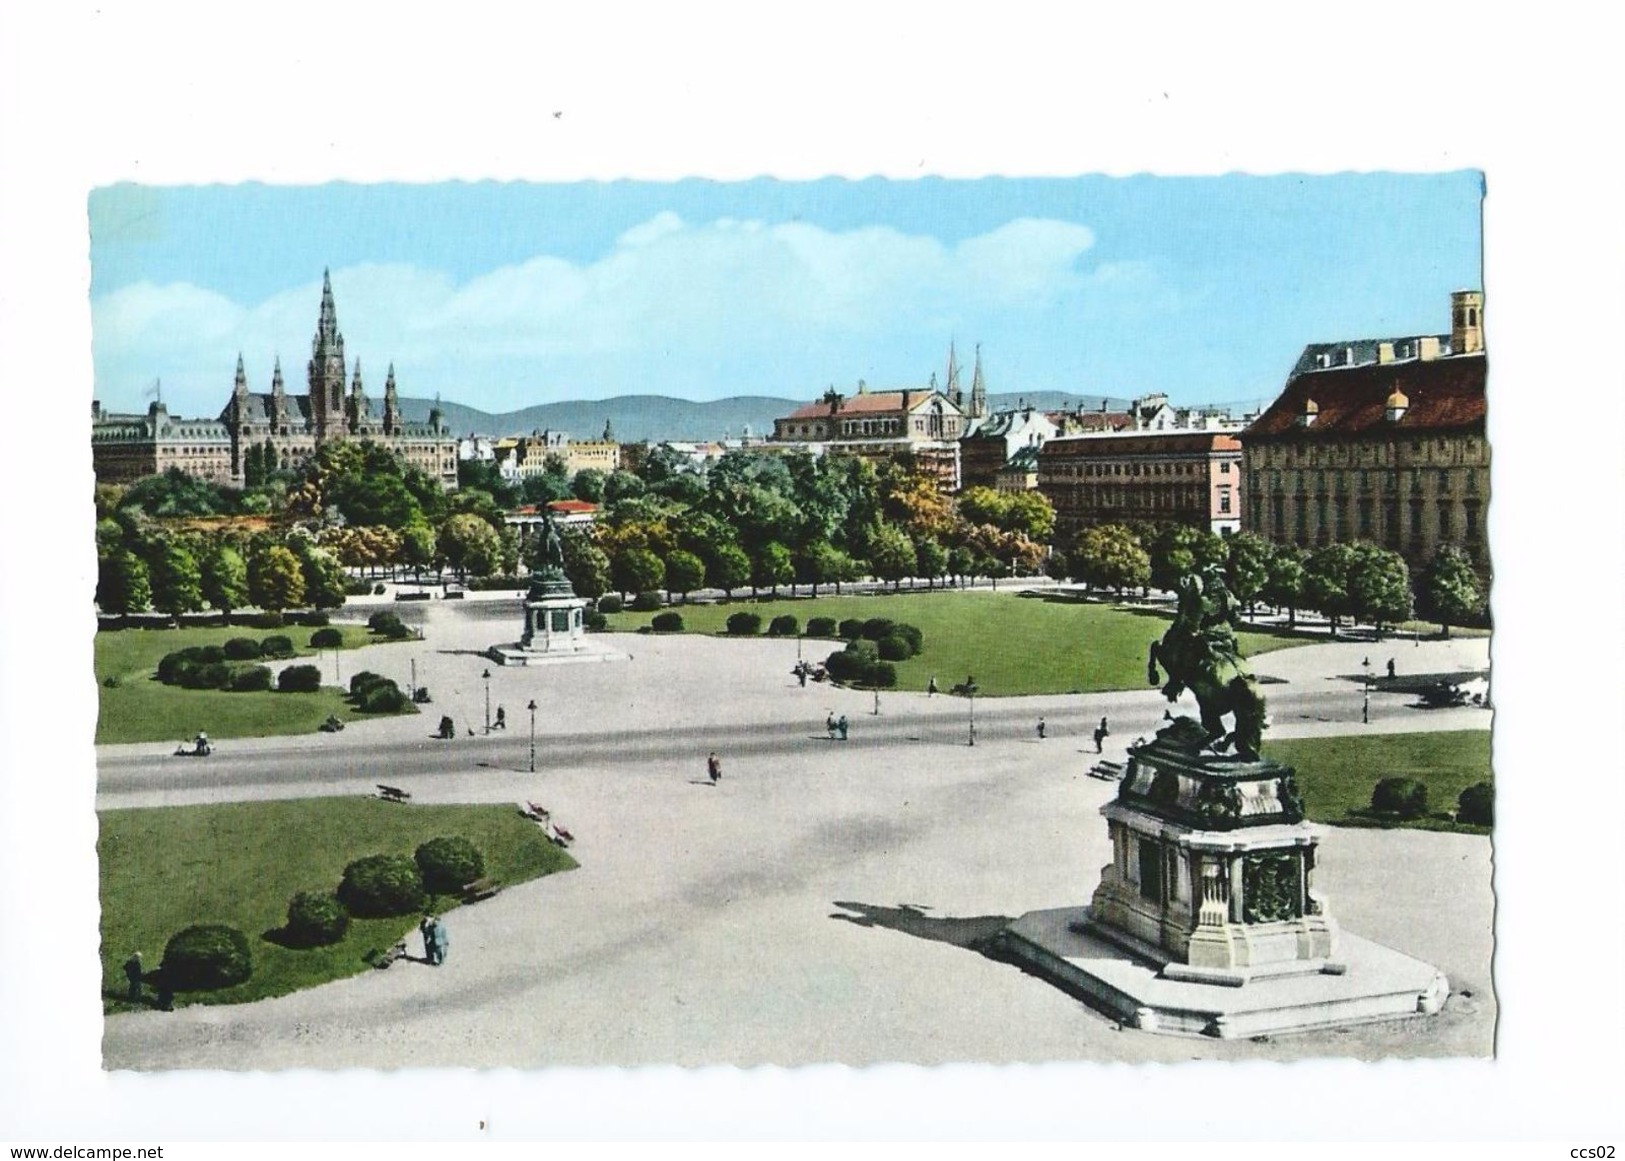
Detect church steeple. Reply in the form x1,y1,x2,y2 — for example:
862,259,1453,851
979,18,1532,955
270,355,287,428
946,340,962,409
347,358,368,434
309,268,347,442
969,343,987,419
383,363,401,436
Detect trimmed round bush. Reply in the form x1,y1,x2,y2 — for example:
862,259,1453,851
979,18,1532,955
310,626,344,649
344,578,374,596
284,890,349,947
366,610,410,638
161,924,252,991
650,611,685,633
877,633,913,662
277,664,323,693
1457,781,1493,827
596,594,623,614
359,682,409,713
725,611,763,636
1371,776,1429,818
349,670,386,697
155,650,192,684
415,836,486,895
767,614,799,637
337,854,425,918
837,618,865,640
631,591,663,612
260,634,295,658
194,645,226,665
178,661,233,690
823,649,863,684
869,661,899,688
222,637,262,660
584,610,608,631
893,623,924,655
860,617,897,642
303,611,331,627
805,616,838,638
374,583,387,595
228,664,273,692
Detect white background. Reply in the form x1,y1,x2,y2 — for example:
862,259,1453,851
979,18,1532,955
2,0,1621,1145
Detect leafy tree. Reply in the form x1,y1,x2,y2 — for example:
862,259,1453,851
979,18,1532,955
664,549,706,601
200,544,249,623
97,549,151,619
327,471,423,528
602,470,647,506
1224,532,1272,616
878,461,955,542
147,539,205,619
294,542,348,610
1263,544,1306,628
1070,524,1150,594
521,467,573,506
1148,523,1227,593
248,545,306,615
947,544,977,587
571,469,606,503
867,523,918,591
1348,543,1412,632
611,545,665,600
915,538,948,589
750,540,794,596
957,486,1056,543
456,458,520,509
1303,543,1358,636
118,468,235,519
438,513,503,580
1421,545,1484,638
399,520,437,579
558,530,611,600
706,543,751,599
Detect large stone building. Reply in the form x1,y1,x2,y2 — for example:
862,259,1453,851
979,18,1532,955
492,427,621,483
959,404,1058,490
771,383,969,491
1037,431,1245,544
1238,290,1488,576
91,271,460,489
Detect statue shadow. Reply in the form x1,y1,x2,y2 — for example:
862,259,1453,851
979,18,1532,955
829,901,1014,957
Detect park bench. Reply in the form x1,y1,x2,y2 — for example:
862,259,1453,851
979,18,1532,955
376,784,412,803
518,801,551,824
550,823,575,848
461,876,503,903
394,591,432,602
1087,760,1126,781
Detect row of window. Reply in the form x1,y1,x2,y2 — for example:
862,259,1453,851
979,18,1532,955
1257,467,1483,496
1262,496,1484,545
1256,435,1484,469
1046,458,1235,480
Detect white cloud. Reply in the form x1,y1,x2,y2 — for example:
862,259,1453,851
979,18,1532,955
92,213,1145,414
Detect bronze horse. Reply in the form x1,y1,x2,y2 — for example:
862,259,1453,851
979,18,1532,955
1147,567,1267,758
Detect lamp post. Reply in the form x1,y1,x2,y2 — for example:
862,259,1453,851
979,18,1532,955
966,679,980,746
527,698,538,774
482,668,492,734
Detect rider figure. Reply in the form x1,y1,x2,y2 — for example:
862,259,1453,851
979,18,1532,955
194,731,209,754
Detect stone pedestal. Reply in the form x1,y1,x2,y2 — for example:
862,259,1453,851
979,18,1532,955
519,593,590,655
489,545,626,667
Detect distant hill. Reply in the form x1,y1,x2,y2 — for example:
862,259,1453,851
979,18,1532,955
400,391,1140,443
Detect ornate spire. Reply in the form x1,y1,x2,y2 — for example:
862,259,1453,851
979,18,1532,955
946,339,962,407
970,342,987,419
350,358,364,396
234,353,248,393
383,363,400,436
271,356,284,393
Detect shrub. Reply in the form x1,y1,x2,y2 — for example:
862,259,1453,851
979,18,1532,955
178,661,232,690
349,670,387,697
222,637,262,660
651,611,685,633
367,611,409,639
192,645,225,665
823,648,863,684
284,891,349,947
1457,782,1494,827
1370,776,1429,818
337,854,425,918
228,665,273,692
415,836,486,896
302,611,331,627
631,591,663,612
344,578,374,596
860,617,897,642
155,650,193,683
374,583,387,595
806,616,838,638
837,618,865,640
260,634,295,658
870,661,898,688
310,627,344,649
596,594,624,614
725,611,762,636
892,622,924,655
277,664,323,693
877,633,913,661
584,610,608,631
767,614,799,637
358,682,409,713
160,924,252,991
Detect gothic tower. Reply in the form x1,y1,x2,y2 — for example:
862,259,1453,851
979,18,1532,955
1450,289,1484,355
346,359,369,435
309,269,348,442
270,356,287,431
969,343,988,420
945,340,962,410
383,363,401,436
230,353,250,475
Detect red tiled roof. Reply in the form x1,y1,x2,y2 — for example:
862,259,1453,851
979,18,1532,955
547,499,599,514
783,391,947,420
1244,354,1486,441
1039,431,1241,460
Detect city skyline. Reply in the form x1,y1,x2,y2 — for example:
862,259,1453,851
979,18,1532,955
90,174,1483,422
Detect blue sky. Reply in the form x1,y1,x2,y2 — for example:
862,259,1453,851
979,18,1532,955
89,174,1483,418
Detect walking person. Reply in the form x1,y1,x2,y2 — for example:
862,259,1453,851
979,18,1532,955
494,705,506,730
123,951,144,1002
1387,658,1397,679
1037,717,1047,740
420,914,436,963
837,714,849,741
826,713,837,740
927,675,938,698
707,751,722,785
1094,715,1110,753
431,916,449,966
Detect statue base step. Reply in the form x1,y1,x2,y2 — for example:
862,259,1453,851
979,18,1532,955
996,906,1448,1039
487,642,629,667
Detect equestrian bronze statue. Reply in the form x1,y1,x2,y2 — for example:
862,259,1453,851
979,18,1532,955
1147,564,1268,759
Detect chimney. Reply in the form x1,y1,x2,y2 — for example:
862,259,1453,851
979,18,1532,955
902,390,911,411
1344,346,1355,366
1417,336,1442,361
1377,341,1396,364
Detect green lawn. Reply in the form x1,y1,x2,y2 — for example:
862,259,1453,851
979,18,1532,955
606,590,1306,697
95,623,407,744
99,797,576,1012
1262,729,1492,833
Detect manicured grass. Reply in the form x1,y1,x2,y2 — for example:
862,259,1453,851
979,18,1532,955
606,590,1306,697
95,623,408,744
99,797,576,1012
1262,729,1492,834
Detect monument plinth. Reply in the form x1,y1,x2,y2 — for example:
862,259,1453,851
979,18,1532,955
489,511,625,667
998,566,1449,1038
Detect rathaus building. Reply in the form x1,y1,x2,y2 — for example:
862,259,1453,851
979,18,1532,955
92,271,460,489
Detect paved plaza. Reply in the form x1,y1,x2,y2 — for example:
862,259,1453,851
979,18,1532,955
98,598,1495,1069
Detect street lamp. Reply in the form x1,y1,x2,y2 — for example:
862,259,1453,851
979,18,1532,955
966,678,980,746
482,668,492,734
527,698,538,774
